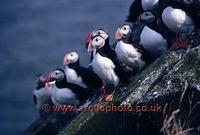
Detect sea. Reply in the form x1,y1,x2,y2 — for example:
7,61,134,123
0,0,132,134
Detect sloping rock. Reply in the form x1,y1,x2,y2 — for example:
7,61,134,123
24,46,200,135
59,47,200,135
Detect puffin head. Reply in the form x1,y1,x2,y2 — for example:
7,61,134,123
85,28,108,51
45,69,65,90
89,35,105,50
137,11,155,24
115,24,132,40
36,74,46,84
63,52,79,65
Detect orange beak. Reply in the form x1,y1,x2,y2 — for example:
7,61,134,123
63,56,69,65
45,75,51,90
85,33,92,49
115,28,122,40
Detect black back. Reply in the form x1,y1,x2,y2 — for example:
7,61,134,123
68,60,103,89
131,23,154,64
127,0,143,22
55,71,92,101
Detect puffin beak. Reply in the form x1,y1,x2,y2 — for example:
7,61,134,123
85,33,92,49
45,82,49,90
115,28,122,40
63,56,69,65
45,75,51,90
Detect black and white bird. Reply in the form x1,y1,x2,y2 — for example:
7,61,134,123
162,6,195,34
85,29,109,63
138,11,176,47
45,69,92,106
159,0,200,34
114,24,145,72
63,51,103,90
127,0,160,23
133,11,168,60
33,74,53,114
88,34,131,101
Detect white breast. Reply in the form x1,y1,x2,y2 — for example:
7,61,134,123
115,41,144,68
91,53,119,86
140,26,167,58
162,6,195,33
65,66,87,88
33,88,52,110
51,87,79,106
142,0,159,10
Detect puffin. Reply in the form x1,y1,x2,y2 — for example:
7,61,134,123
133,11,168,60
138,11,175,46
162,6,196,34
158,0,200,48
114,24,146,72
85,28,109,63
88,35,131,101
127,0,161,23
45,69,92,106
33,74,53,114
159,0,200,33
63,51,103,90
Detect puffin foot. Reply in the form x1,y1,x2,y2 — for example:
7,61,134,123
105,90,115,102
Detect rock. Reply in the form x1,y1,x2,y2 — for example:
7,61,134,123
24,46,200,135
23,112,80,135
58,46,200,135
24,43,200,135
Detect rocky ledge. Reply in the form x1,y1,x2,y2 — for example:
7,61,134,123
24,45,200,135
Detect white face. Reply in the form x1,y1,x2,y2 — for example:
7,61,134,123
90,35,105,49
50,70,65,81
119,24,132,36
92,29,109,40
64,52,79,64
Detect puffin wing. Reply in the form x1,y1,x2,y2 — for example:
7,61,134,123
103,58,116,70
77,67,103,89
126,45,141,60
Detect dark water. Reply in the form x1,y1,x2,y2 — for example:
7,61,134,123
0,0,132,134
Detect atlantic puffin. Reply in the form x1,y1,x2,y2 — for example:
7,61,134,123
33,74,53,114
127,0,160,23
159,0,200,33
162,6,196,34
114,24,145,72
133,11,168,60
159,0,200,48
88,35,131,101
138,11,176,47
85,29,109,62
45,69,92,106
63,51,103,90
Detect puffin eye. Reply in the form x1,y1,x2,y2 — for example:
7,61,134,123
70,54,73,56
123,27,127,30
97,31,101,34
95,38,99,42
